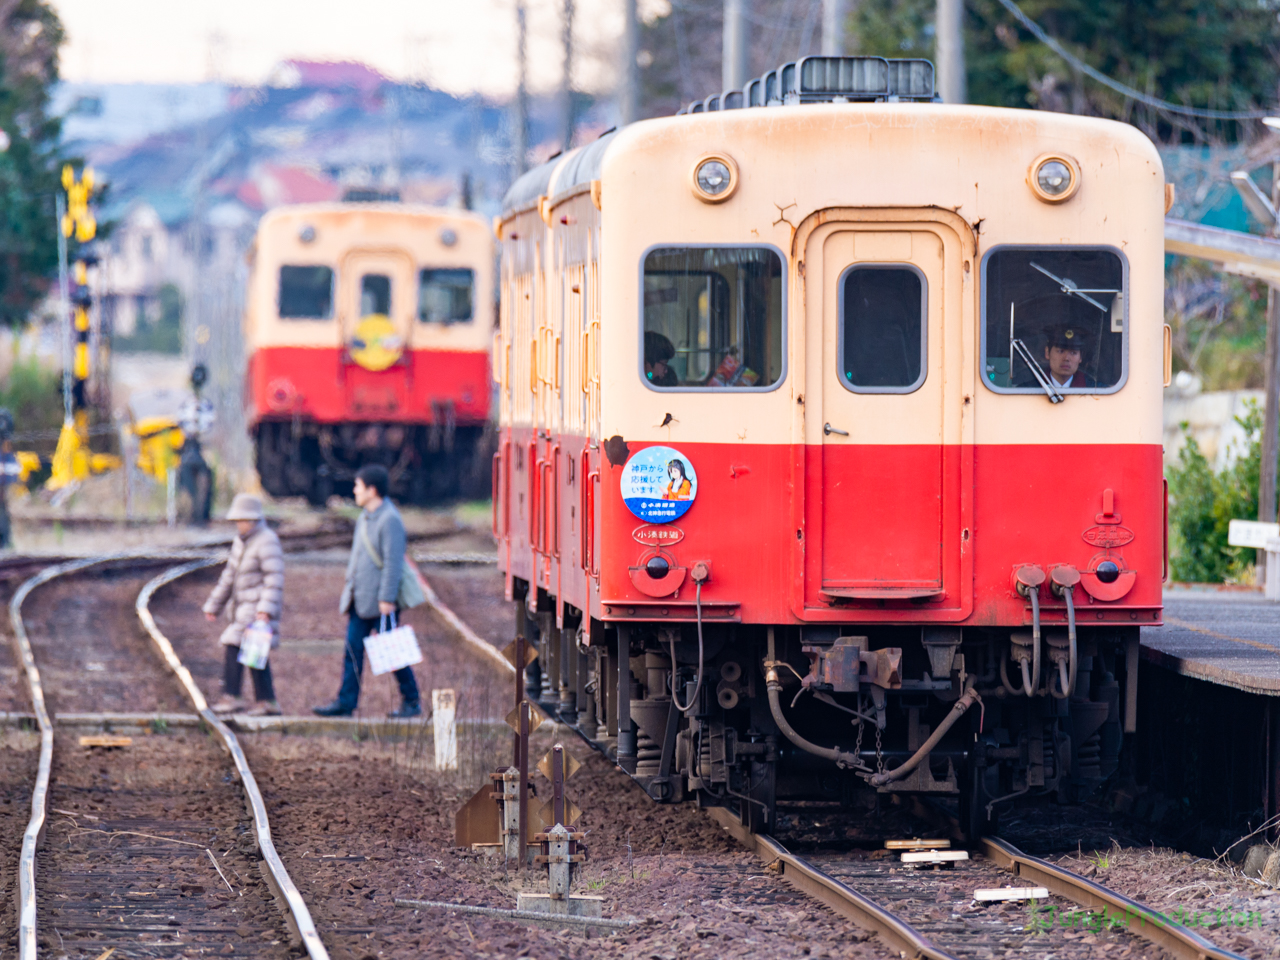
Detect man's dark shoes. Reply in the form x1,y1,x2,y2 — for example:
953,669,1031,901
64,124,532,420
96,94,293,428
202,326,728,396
387,702,422,719
312,701,353,717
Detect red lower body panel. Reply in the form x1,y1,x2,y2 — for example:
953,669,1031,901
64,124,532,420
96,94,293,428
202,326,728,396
247,346,490,425
497,433,1163,629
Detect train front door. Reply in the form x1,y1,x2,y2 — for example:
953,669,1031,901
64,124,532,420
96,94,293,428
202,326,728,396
800,213,973,618
339,248,415,415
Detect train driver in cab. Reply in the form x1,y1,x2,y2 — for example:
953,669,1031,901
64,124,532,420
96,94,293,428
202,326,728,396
1041,323,1097,389
644,331,679,386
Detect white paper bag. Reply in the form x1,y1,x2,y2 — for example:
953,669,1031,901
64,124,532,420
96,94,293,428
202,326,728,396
237,621,273,670
366,614,423,676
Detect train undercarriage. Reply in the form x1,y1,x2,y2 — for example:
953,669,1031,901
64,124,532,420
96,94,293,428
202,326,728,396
515,582,1138,839
254,418,494,506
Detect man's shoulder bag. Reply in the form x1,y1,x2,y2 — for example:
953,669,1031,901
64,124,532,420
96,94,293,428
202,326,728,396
361,522,427,609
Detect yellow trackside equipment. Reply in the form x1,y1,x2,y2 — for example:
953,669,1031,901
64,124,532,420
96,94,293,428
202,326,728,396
130,416,185,483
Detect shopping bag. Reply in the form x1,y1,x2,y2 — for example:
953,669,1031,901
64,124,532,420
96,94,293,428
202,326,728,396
237,621,273,670
365,613,423,676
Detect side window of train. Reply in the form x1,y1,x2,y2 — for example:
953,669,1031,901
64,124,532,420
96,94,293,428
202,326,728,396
982,247,1127,395
278,265,333,320
839,265,927,393
419,268,474,323
641,246,785,390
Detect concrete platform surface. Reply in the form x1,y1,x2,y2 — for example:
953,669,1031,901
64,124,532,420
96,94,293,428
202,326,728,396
1143,587,1280,695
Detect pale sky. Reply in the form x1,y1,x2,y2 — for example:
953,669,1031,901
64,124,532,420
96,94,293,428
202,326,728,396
52,0,655,97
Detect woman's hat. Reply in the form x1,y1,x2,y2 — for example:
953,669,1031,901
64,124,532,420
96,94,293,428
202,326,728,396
225,493,264,521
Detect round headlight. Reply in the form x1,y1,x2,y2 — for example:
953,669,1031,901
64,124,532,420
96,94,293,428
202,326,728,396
439,227,458,247
645,555,671,579
298,224,316,243
1095,560,1120,584
1029,154,1080,203
1037,161,1071,195
691,154,738,203
697,161,731,194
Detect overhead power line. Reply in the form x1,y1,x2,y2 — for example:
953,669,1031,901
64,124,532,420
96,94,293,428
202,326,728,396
992,0,1270,121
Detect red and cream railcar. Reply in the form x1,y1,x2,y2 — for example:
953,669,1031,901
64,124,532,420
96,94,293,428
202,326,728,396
495,57,1168,835
245,204,494,504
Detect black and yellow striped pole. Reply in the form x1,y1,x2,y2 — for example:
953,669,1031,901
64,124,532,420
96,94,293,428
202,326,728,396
48,164,97,490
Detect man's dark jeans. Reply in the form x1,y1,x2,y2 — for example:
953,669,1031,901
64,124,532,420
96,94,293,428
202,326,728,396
337,612,420,711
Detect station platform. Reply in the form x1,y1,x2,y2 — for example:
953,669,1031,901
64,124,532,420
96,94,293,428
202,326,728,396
1142,586,1280,695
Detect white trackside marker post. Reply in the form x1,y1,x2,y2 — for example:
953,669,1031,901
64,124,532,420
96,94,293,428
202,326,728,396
433,689,458,771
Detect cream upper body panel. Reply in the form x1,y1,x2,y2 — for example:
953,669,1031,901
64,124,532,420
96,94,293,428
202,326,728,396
590,103,1164,447
246,203,494,353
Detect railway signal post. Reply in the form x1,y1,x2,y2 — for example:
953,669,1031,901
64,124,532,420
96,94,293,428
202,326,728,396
49,164,118,493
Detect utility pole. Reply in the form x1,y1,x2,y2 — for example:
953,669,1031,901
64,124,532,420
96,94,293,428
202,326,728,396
821,0,846,56
619,0,639,125
1260,162,1280,579
561,0,576,151
514,0,529,176
935,0,966,103
722,0,748,93
1230,148,1280,581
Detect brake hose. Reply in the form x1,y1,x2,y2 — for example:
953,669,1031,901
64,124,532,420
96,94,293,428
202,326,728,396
1027,586,1041,697
1051,584,1078,699
670,580,705,714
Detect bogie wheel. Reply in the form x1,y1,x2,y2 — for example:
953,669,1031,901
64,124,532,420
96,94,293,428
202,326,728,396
742,795,772,835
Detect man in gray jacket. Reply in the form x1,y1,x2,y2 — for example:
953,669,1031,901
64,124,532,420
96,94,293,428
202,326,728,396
313,464,422,718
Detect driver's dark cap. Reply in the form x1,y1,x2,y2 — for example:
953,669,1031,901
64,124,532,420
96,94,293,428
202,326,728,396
1044,324,1090,351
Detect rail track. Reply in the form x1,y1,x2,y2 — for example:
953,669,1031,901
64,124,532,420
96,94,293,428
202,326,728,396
511,631,1253,960
7,552,330,960
701,785,1250,960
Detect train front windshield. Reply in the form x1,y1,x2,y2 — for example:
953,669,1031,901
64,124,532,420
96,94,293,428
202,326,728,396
642,246,784,389
982,247,1126,394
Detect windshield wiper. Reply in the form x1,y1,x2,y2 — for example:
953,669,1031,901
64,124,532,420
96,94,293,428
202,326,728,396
1011,338,1064,404
1029,262,1120,313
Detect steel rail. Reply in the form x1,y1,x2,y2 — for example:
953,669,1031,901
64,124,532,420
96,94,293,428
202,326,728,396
707,807,959,960
136,558,331,960
406,556,515,677
8,551,212,960
979,836,1248,960
711,806,1251,960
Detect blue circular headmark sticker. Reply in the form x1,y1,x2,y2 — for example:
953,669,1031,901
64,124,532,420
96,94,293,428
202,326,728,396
620,445,698,524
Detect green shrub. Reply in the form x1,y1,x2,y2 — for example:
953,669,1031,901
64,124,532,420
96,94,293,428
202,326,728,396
1167,402,1265,583
0,354,64,433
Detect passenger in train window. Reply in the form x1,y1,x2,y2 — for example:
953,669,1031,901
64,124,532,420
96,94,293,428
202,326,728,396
644,331,679,386
642,247,784,389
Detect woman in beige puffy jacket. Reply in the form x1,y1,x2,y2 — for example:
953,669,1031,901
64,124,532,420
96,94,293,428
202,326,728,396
202,494,284,715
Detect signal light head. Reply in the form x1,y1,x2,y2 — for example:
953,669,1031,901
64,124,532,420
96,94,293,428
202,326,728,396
1095,560,1120,584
